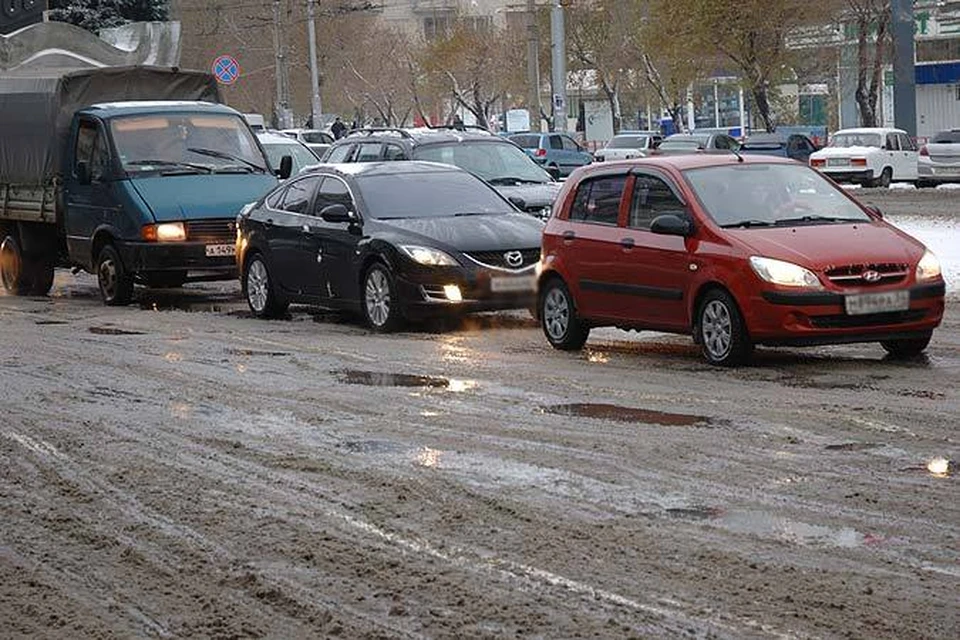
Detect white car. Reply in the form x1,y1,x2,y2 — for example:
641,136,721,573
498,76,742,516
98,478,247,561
809,127,918,187
593,131,663,162
918,129,960,187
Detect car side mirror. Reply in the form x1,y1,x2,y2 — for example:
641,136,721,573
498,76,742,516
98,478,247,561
865,205,883,219
277,155,293,180
319,203,356,224
650,214,693,237
76,161,92,186
508,196,526,210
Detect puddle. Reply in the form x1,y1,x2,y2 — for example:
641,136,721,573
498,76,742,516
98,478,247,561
717,510,866,548
888,215,959,292
88,326,145,336
665,506,723,520
541,403,709,426
334,369,476,392
338,439,407,454
824,442,882,452
35,320,68,325
226,348,290,357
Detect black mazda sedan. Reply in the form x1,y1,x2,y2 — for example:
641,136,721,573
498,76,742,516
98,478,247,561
236,162,544,331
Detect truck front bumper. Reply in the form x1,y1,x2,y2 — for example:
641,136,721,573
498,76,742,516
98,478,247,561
120,241,237,281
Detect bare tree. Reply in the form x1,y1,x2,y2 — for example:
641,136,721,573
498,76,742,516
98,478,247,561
848,0,890,127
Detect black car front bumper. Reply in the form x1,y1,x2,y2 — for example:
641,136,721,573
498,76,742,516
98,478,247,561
394,267,537,319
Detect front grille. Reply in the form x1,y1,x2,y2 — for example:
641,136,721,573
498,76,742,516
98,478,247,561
186,218,236,244
465,248,540,270
810,309,926,329
824,263,909,287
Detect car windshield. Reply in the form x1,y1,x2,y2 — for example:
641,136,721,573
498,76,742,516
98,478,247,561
261,141,319,175
829,133,882,148
413,141,551,183
683,163,871,228
931,131,960,144
606,136,649,149
111,113,267,174
357,171,515,219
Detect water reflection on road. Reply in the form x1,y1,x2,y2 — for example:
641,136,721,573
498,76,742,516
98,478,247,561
889,215,959,293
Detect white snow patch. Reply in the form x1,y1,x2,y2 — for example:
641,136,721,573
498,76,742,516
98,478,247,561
888,182,916,190
935,183,960,190
841,184,862,190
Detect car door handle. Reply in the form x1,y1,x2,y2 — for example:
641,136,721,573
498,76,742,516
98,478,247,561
620,237,635,250
562,230,575,243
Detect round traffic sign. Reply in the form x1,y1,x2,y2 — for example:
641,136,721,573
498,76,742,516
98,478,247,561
212,55,240,85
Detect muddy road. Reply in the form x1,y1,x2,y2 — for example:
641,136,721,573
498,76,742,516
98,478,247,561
2,190,958,639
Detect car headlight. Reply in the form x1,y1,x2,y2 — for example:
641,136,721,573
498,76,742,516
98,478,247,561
749,256,822,289
916,250,941,281
141,222,187,242
399,245,458,266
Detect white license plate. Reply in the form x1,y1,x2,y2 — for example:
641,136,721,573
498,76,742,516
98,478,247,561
844,290,910,316
205,244,235,257
490,275,536,293
828,158,851,167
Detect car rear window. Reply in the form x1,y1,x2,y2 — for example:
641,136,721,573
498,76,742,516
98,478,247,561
510,135,539,148
569,175,626,225
931,131,960,143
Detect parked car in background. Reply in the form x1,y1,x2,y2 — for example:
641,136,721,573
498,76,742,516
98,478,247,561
740,133,819,163
809,127,918,187
281,128,335,158
508,132,594,178
537,155,944,366
918,129,960,187
321,126,560,219
256,131,321,177
655,132,741,155
237,162,543,331
593,131,663,162
243,113,266,132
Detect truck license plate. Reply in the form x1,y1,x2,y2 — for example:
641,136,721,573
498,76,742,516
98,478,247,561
490,275,536,293
844,290,910,316
205,244,235,257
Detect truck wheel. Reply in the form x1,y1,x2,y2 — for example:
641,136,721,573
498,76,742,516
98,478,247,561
0,234,28,295
96,244,134,306
25,258,55,296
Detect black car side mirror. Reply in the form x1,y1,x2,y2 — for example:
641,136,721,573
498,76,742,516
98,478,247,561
277,155,293,180
76,161,92,186
320,203,356,224
650,214,693,237
508,196,526,210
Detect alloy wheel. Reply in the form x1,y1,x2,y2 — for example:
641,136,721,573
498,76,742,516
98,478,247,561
543,287,570,341
247,259,269,313
701,299,733,360
365,268,391,328
98,256,118,301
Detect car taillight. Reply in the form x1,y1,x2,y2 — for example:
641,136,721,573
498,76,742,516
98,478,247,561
534,148,547,157
811,158,826,168
920,145,929,157
851,158,867,166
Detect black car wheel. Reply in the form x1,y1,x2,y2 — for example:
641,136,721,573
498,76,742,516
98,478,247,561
539,277,589,351
362,262,403,332
881,332,932,359
244,254,287,319
97,244,134,306
697,288,752,366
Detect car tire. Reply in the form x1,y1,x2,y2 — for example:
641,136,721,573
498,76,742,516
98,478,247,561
872,167,892,188
696,288,752,367
362,262,403,332
880,332,932,359
243,253,288,319
539,277,589,351
96,244,134,306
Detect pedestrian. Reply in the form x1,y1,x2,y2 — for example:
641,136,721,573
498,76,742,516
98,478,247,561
452,113,465,131
331,116,347,140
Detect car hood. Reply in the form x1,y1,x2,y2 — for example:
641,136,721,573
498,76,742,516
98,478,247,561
811,146,880,158
373,213,544,253
729,221,925,270
131,174,278,222
493,182,562,209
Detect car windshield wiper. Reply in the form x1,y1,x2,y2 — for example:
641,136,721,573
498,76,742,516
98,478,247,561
126,159,212,174
487,177,546,185
720,219,775,228
186,147,267,173
453,211,498,217
212,165,256,174
774,215,865,226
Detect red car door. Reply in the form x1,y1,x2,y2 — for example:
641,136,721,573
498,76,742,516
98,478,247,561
558,172,629,320
610,170,696,330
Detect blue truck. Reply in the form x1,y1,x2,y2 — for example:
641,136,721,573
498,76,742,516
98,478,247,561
0,66,287,304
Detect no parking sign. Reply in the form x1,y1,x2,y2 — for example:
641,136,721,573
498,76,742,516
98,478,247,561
212,55,240,85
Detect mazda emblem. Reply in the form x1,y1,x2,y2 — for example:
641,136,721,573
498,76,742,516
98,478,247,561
504,250,524,268
862,270,882,283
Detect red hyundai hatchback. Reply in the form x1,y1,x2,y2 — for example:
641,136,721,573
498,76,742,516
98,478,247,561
537,154,946,366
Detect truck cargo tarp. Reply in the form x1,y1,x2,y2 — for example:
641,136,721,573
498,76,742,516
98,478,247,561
0,66,220,184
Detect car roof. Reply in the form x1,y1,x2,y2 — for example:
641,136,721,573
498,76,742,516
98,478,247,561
578,153,797,175
82,101,239,118
833,127,906,135
338,126,498,144
257,131,307,144
301,160,465,179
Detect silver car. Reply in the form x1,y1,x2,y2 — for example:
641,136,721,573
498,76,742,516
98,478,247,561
918,129,960,186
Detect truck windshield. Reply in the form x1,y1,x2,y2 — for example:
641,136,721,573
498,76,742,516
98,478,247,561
110,114,267,175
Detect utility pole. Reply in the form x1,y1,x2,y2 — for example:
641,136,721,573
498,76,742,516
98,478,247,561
272,0,291,129
526,0,542,132
892,0,916,137
550,1,566,132
307,0,322,128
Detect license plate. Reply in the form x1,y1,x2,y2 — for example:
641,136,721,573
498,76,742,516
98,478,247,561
205,244,235,257
828,158,850,167
844,290,910,316
490,275,536,293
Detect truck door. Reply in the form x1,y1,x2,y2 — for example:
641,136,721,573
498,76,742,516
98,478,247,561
65,118,116,268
